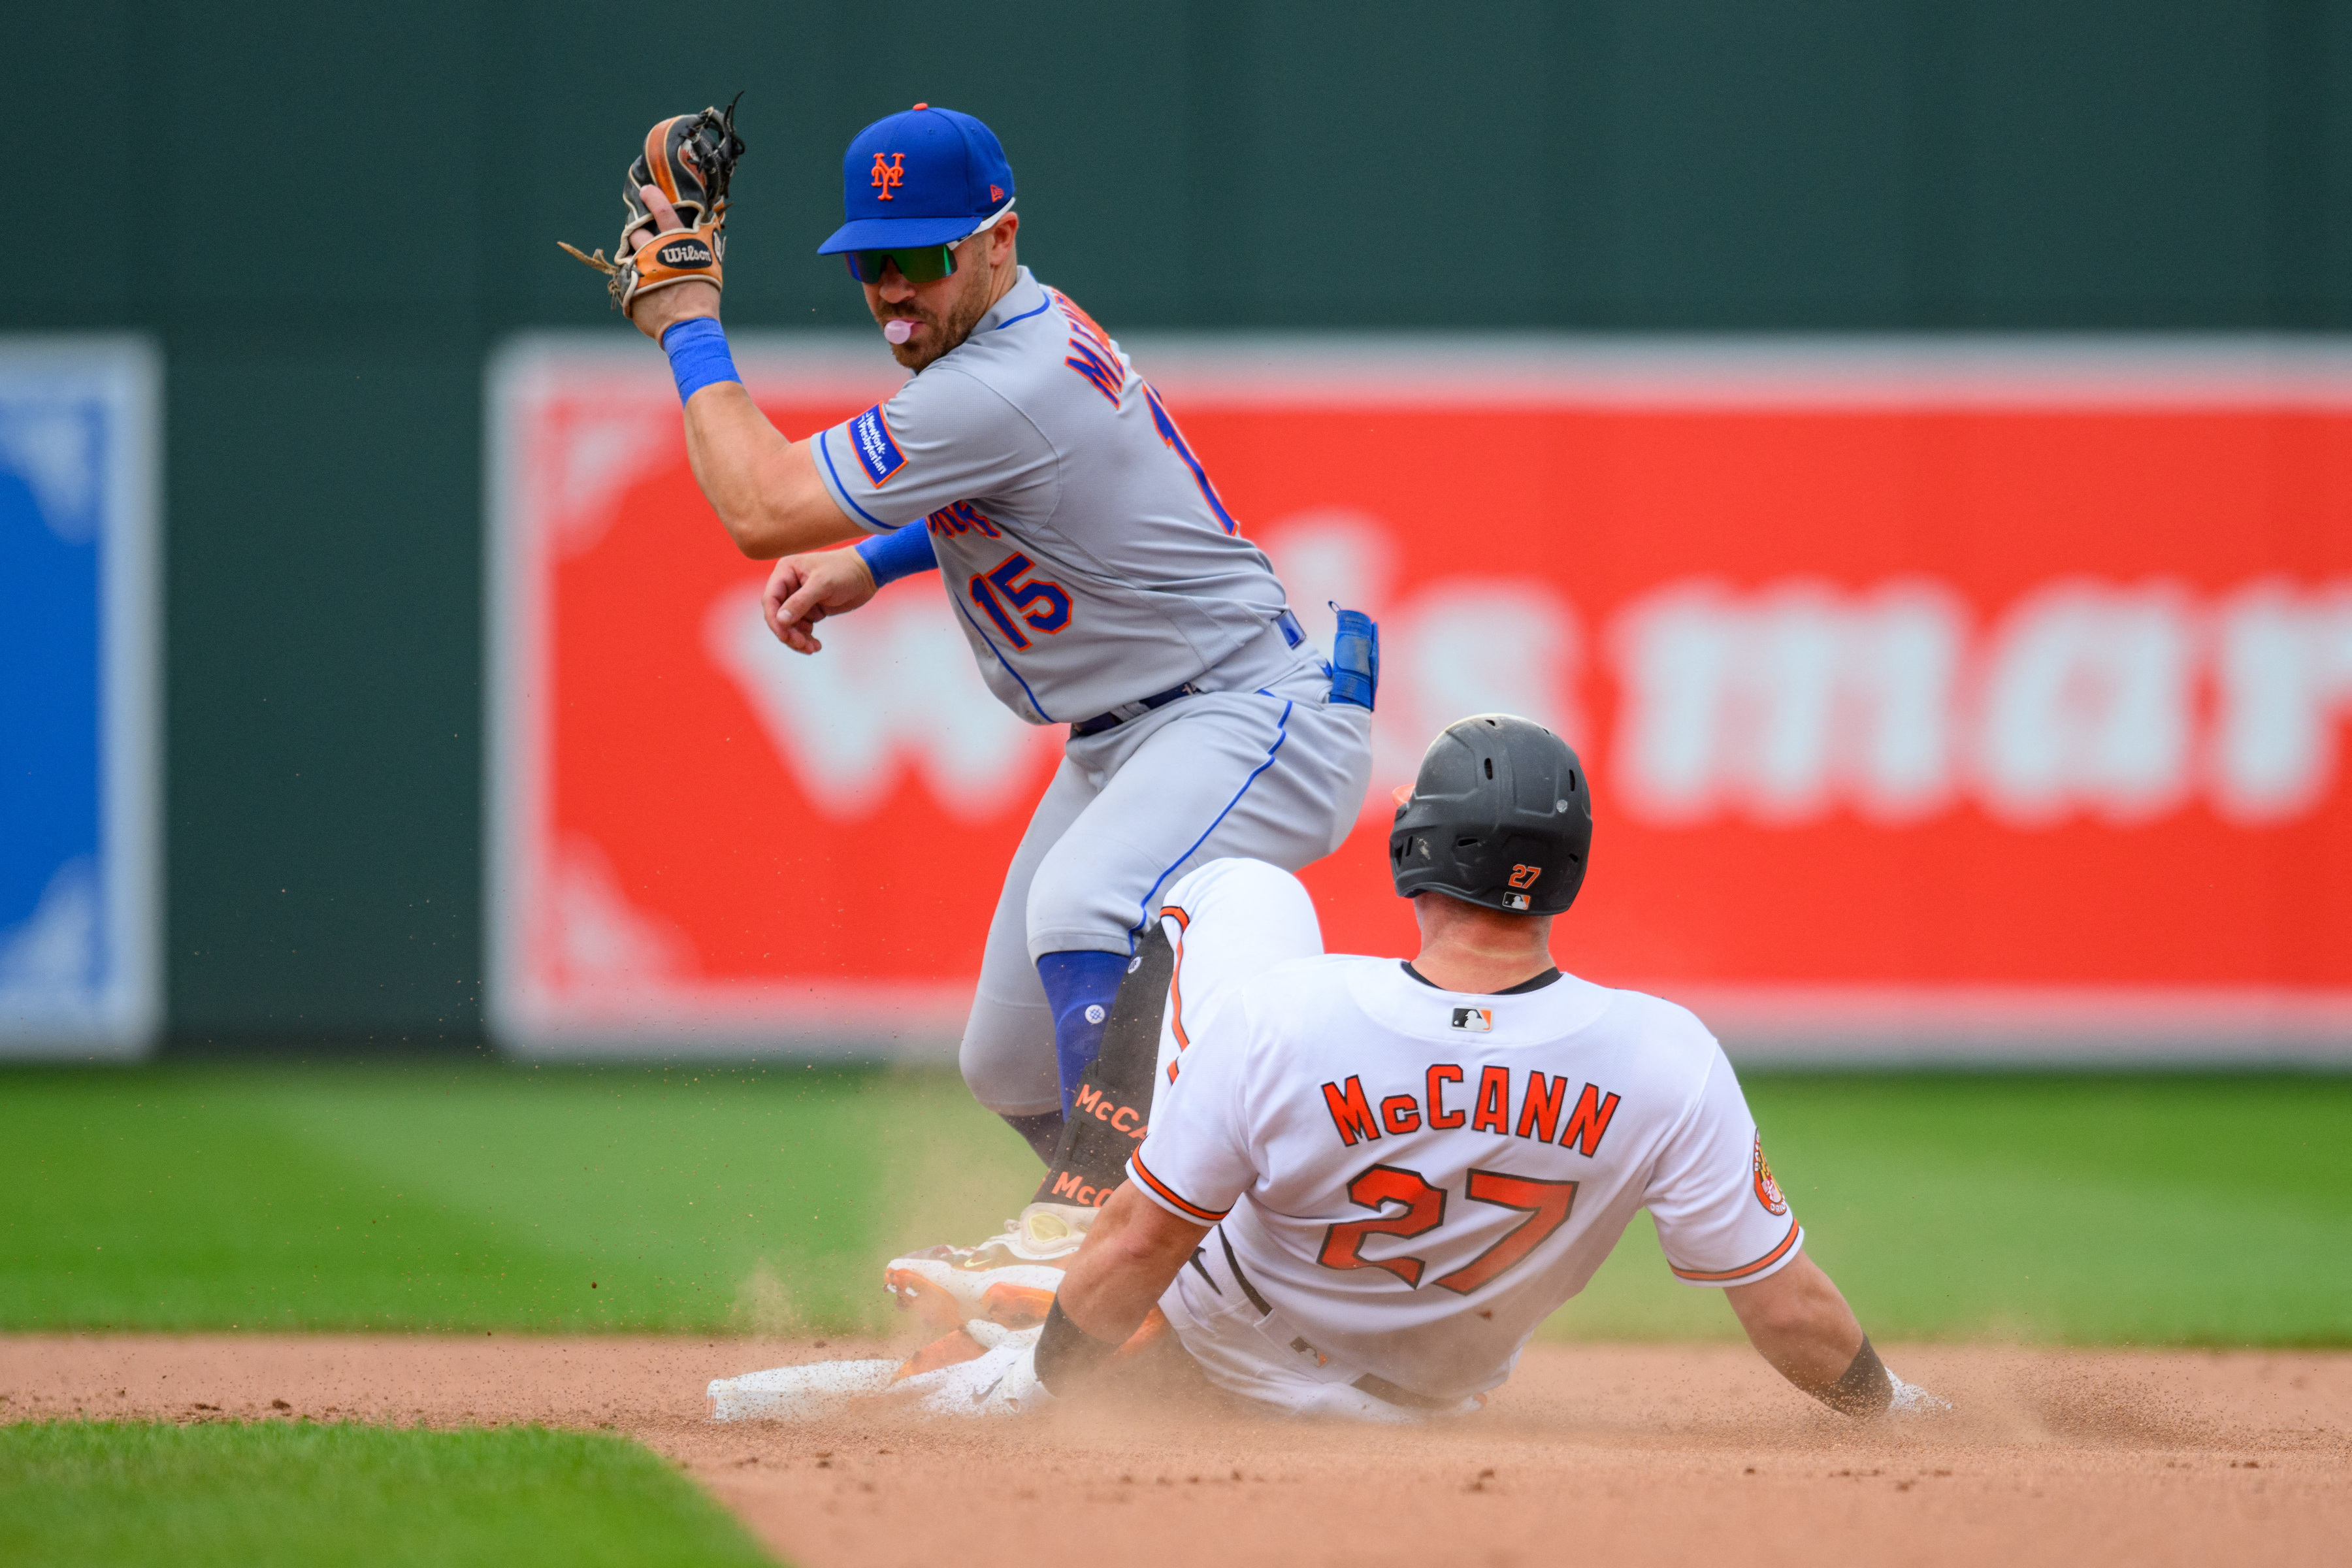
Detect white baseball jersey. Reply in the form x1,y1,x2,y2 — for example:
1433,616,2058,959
811,267,1291,725
1128,950,1800,1405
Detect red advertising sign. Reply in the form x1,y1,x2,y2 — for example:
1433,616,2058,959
489,338,2352,1060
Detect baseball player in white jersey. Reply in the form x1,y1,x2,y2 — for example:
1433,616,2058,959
758,715,1944,1426
609,102,1375,1247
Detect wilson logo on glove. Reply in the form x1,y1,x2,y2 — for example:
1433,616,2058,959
658,239,713,269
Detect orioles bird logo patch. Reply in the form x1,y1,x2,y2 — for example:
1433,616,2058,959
1752,1134,1788,1216
871,152,906,200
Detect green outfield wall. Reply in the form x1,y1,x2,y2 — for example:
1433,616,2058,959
5,2,2349,1045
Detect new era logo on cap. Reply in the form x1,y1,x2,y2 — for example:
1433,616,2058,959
1450,1007,1494,1032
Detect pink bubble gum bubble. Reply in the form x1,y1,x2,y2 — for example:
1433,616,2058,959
883,320,915,344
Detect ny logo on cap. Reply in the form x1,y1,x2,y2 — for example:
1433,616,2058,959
871,152,906,201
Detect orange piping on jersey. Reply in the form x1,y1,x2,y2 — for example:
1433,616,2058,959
1163,905,1193,1049
1669,1218,1801,1282
1128,1149,1228,1224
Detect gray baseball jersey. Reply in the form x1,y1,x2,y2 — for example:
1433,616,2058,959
811,267,1288,724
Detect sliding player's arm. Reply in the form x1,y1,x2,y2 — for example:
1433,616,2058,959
1034,1181,1206,1390
1722,1250,1889,1414
1646,1049,1945,1418
1057,1181,1208,1341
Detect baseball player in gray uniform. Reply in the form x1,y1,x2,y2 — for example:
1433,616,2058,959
614,104,1375,1265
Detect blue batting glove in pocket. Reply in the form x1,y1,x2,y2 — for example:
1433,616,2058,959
1328,605,1379,711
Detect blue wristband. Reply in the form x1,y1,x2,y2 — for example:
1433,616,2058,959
855,522,939,587
659,317,740,404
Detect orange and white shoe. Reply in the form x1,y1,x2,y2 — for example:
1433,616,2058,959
882,1201,1095,1333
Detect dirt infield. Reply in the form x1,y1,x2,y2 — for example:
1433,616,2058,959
5,1335,2345,1568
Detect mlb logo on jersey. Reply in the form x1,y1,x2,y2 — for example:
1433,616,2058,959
1450,1007,1494,1032
850,404,906,485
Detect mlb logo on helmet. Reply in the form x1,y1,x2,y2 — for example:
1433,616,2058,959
817,103,1017,257
1450,1007,1494,1032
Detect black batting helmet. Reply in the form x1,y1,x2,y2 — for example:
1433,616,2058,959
1389,714,1592,916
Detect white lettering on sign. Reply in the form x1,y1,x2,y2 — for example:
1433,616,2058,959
1608,575,2352,828
2208,581,2352,823
1610,578,1967,826
704,587,1054,823
1974,579,2198,826
698,507,2352,836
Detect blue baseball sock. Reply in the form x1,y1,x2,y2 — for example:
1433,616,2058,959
1036,949,1130,1115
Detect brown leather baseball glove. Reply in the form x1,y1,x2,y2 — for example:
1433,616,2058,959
560,95,745,318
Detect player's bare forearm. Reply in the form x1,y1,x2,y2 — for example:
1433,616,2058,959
1723,1250,1889,1414
679,384,863,559
1053,1181,1206,1343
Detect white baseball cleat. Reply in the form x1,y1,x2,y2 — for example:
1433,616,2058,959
883,1201,1096,1333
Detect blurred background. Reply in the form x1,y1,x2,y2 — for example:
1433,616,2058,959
9,0,2351,1049
2,3,2348,1346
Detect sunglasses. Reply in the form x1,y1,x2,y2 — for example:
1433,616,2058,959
841,201,1014,286
842,243,959,286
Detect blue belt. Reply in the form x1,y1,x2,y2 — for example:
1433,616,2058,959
1070,610,1305,738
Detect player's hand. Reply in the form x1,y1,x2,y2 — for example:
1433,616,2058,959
625,185,721,342
762,546,880,654
1884,1369,1952,1418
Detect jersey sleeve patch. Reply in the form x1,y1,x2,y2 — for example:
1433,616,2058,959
1668,1218,1803,1282
1127,1149,1230,1224
849,403,906,485
1753,1134,1788,1216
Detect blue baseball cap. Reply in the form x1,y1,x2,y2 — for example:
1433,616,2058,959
817,104,1016,254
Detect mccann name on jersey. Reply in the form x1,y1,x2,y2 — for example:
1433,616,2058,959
1320,1067,1621,1154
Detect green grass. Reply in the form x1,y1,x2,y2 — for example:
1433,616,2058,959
0,1420,776,1568
0,1064,2345,1345
0,1063,1032,1334
1550,1073,2352,1347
